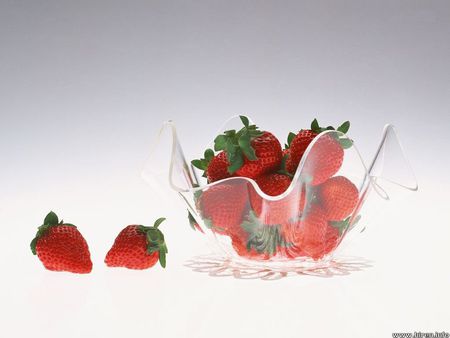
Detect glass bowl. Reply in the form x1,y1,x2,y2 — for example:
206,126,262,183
142,116,417,268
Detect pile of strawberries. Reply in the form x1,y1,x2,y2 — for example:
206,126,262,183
191,116,359,260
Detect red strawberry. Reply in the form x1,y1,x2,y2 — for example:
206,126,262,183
285,157,297,175
230,233,270,260
235,131,282,178
249,173,311,225
286,129,318,175
191,149,231,183
303,134,344,185
249,173,295,225
318,176,359,221
285,119,352,183
282,132,295,174
213,116,282,179
296,204,329,259
105,218,168,270
323,225,340,255
281,204,330,259
30,211,92,274
198,182,248,236
281,149,292,171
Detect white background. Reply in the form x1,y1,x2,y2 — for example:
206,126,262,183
1,1,449,337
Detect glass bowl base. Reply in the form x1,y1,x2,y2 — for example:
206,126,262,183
184,253,372,280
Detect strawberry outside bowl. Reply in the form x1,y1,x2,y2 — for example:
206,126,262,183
142,116,418,269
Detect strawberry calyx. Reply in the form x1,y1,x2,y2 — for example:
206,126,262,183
310,118,353,149
241,211,291,256
191,149,215,177
201,217,226,234
284,132,296,150
329,218,350,235
187,210,204,233
277,154,294,178
187,210,197,231
330,215,361,235
137,217,168,268
213,115,264,174
30,211,75,255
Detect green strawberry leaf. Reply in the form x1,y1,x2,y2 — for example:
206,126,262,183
44,211,58,226
187,210,197,231
309,118,351,136
225,142,238,162
286,132,296,149
162,242,168,254
159,249,166,268
209,115,264,174
146,230,159,243
191,159,207,170
191,148,216,177
330,216,353,235
351,215,362,228
30,237,38,255
139,218,169,268
311,118,321,133
214,135,227,151
240,115,250,128
339,138,353,149
203,218,213,229
337,121,350,134
31,211,75,256
204,149,214,162
227,149,244,174
276,154,294,178
193,188,202,201
238,130,257,160
241,211,290,256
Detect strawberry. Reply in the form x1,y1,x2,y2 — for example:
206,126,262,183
198,182,248,236
249,172,312,226
249,173,295,225
296,204,329,259
318,176,359,221
285,119,352,183
30,211,92,274
191,149,231,183
323,225,340,255
286,129,318,175
213,116,282,179
303,134,344,185
281,204,332,259
230,233,270,260
105,218,168,270
280,147,296,176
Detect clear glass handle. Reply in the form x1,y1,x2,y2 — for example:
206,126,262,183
367,124,418,199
